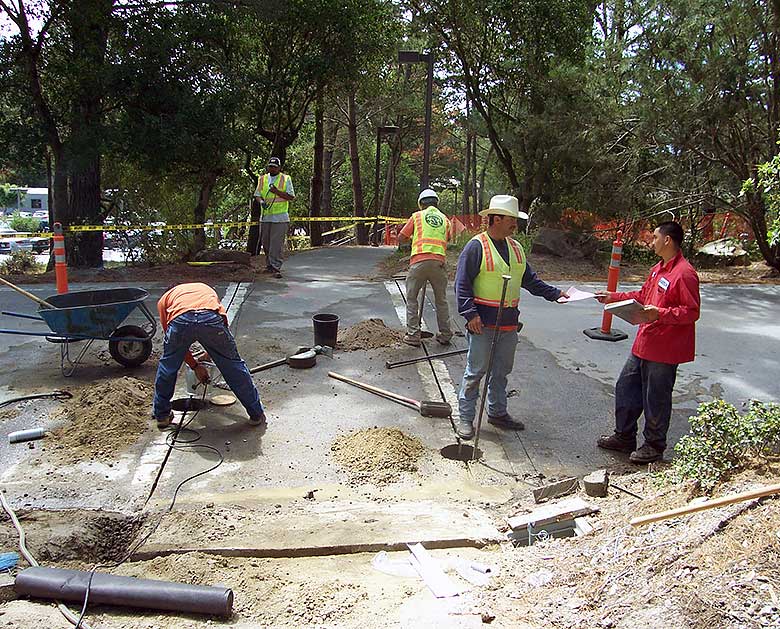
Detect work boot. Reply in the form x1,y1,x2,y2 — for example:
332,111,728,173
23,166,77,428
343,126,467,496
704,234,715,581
403,334,421,347
596,433,636,453
435,334,452,346
629,443,663,464
488,413,525,431
273,272,283,279
248,411,267,427
455,419,475,440
154,412,173,429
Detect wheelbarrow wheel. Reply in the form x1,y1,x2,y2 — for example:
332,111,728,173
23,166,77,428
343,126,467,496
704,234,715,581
109,325,153,367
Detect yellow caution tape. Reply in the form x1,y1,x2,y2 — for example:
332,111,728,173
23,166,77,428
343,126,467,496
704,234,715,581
56,215,408,233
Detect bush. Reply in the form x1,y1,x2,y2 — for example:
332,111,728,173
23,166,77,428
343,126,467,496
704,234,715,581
8,214,40,233
669,399,780,490
0,250,42,275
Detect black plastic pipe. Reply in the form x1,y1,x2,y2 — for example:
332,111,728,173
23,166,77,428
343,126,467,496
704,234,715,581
15,566,233,617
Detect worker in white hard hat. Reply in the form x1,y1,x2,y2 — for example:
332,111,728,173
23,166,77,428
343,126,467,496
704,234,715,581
453,194,568,440
397,188,453,346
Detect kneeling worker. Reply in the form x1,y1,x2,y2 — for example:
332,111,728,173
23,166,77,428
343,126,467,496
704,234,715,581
152,282,266,428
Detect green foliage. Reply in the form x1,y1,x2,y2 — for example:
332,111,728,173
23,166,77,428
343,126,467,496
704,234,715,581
0,183,18,208
669,400,780,490
0,250,42,275
8,214,39,232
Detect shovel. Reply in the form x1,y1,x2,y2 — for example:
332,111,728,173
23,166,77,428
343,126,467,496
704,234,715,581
249,345,333,374
328,371,452,418
0,277,55,309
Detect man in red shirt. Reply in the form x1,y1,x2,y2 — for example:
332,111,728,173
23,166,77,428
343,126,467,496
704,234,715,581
596,221,700,463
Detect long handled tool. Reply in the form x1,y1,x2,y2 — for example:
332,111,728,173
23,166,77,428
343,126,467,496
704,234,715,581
0,276,55,309
385,347,467,369
328,371,452,418
472,275,511,460
249,345,333,374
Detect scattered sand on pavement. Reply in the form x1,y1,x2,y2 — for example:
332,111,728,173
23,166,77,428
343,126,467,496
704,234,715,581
337,318,403,351
331,427,424,483
46,376,152,463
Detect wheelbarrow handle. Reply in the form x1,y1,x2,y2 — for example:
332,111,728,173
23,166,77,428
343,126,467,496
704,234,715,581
0,277,55,309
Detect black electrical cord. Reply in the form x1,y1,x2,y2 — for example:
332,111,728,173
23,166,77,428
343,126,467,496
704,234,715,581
75,387,224,628
0,390,72,409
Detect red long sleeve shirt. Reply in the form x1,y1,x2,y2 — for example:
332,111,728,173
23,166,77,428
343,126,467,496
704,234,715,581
611,251,700,365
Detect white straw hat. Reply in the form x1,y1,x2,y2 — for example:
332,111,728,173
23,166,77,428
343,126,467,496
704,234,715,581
479,195,529,220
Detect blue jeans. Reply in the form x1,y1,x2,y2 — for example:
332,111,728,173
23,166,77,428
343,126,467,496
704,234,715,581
152,310,264,419
614,353,678,451
458,329,518,422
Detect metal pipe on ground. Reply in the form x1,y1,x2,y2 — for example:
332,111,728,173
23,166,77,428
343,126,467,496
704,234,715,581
328,371,451,418
385,348,467,369
15,566,233,617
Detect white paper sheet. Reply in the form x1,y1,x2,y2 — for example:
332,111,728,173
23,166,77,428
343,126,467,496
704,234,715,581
557,286,597,303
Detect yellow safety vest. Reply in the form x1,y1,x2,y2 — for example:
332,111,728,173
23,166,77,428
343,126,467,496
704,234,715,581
256,173,289,216
411,206,448,257
472,232,526,308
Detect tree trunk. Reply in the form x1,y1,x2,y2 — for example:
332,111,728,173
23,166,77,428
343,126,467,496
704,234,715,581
380,137,403,214
322,118,339,216
347,92,368,245
471,130,478,213
745,193,780,271
463,130,471,215
61,0,113,268
309,89,325,247
193,171,218,254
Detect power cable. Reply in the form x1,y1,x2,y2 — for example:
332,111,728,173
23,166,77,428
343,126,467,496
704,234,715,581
0,390,72,409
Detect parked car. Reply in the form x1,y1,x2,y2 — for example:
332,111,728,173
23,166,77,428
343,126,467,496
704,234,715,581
29,236,51,253
32,210,48,219
0,226,33,253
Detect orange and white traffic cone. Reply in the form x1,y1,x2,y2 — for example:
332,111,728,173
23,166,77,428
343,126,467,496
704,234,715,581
584,230,628,342
53,222,68,294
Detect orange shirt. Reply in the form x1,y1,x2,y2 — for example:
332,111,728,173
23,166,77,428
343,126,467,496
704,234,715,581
157,283,228,368
399,213,452,266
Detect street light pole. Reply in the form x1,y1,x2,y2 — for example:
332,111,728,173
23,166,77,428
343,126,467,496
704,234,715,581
398,50,434,190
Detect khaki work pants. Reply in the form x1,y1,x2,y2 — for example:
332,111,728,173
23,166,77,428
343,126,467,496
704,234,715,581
405,259,452,341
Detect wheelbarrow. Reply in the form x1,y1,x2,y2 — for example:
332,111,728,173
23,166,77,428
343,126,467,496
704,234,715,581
0,287,157,377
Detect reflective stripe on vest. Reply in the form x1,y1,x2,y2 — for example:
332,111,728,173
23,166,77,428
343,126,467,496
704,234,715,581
472,232,526,308
411,206,447,257
258,173,289,215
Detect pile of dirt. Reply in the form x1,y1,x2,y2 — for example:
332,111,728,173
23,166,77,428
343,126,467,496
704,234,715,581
338,318,403,351
47,376,152,463
331,427,424,483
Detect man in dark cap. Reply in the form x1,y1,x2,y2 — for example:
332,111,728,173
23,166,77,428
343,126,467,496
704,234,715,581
253,157,296,278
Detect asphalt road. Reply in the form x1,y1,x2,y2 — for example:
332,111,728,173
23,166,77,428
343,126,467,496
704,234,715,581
0,247,778,511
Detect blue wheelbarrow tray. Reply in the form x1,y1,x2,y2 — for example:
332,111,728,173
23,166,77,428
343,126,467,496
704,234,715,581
40,287,150,339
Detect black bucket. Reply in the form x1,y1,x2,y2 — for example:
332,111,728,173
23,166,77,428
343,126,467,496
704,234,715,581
313,313,339,348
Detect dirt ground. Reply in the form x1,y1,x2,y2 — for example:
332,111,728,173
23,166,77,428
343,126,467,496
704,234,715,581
2,468,778,628
337,319,404,351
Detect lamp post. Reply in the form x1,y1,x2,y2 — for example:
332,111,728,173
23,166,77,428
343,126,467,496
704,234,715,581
398,50,433,190
372,125,399,245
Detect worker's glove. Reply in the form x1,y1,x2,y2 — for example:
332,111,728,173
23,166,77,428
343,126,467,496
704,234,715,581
193,363,211,385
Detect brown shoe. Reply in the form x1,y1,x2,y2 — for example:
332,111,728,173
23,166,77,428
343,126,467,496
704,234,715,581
597,433,636,453
154,413,173,429
402,334,421,347
629,443,663,464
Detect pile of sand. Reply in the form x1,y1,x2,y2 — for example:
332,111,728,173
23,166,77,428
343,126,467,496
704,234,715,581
337,319,403,351
331,427,424,483
47,376,152,463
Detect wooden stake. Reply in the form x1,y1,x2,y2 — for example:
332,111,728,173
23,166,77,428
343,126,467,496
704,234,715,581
630,482,780,527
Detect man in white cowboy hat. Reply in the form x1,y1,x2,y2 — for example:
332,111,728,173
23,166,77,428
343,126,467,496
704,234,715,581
253,156,296,278
454,194,568,440
397,188,453,346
